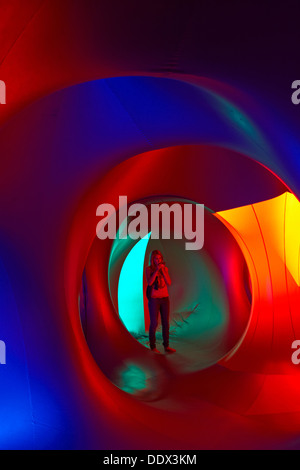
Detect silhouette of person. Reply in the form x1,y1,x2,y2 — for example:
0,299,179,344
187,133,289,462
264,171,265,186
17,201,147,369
145,250,176,353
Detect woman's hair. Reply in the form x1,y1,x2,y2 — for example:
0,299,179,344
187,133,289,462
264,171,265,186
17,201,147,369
149,250,163,269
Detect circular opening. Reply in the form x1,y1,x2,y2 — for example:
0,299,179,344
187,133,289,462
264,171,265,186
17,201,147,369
79,197,252,396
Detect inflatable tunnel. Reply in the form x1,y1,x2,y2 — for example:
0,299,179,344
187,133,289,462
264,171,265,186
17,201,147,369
0,1,300,450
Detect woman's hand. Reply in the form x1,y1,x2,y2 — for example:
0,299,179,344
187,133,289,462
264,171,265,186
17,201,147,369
159,264,171,285
146,266,160,286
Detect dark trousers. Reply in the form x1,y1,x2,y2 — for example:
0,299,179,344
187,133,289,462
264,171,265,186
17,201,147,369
148,297,170,349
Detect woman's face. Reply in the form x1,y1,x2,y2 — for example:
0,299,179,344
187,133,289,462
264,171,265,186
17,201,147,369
153,254,162,266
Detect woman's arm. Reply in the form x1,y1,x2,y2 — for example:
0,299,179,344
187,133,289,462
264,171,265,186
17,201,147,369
146,266,159,286
160,265,171,286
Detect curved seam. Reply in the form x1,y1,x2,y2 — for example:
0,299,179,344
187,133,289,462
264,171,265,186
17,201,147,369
0,0,46,67
243,373,268,417
104,79,154,149
214,213,260,360
251,204,275,362
283,192,296,339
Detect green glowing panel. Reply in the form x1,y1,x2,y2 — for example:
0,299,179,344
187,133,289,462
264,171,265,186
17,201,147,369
117,232,151,334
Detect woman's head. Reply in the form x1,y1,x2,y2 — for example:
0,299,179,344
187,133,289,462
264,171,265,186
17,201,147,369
150,250,164,268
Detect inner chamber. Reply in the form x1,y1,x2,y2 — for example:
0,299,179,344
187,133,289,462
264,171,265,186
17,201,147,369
77,144,288,396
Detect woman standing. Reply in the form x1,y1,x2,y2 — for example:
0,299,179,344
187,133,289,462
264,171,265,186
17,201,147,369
145,250,176,354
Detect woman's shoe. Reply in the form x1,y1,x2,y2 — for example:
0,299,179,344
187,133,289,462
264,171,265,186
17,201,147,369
150,347,161,353
165,347,176,353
